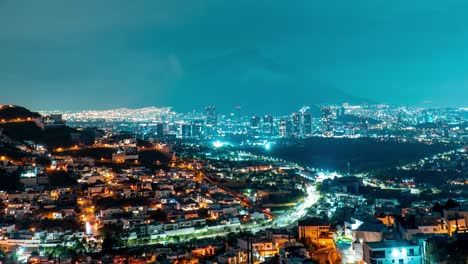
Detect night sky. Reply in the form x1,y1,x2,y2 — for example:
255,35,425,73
1,0,468,113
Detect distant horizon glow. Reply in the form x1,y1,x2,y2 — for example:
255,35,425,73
33,104,468,115
212,140,225,148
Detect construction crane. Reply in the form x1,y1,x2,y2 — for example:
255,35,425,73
299,106,310,114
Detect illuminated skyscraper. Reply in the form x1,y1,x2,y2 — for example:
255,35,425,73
179,120,204,139
291,113,301,136
262,114,274,136
180,123,192,138
321,107,334,136
289,106,312,138
156,122,164,138
205,106,217,137
250,116,261,129
302,112,312,136
279,119,292,138
191,120,204,138
250,116,261,136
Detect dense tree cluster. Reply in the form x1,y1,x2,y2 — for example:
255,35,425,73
250,137,454,172
0,168,23,191
426,237,468,263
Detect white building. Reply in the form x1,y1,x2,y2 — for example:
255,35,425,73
363,240,422,264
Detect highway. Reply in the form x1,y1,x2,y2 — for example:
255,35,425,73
269,184,319,229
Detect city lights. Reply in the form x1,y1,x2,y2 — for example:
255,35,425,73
1,1,468,261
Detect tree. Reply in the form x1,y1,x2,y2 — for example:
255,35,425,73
47,170,77,187
198,208,209,218
0,168,23,191
99,224,123,252
172,236,181,243
426,237,468,264
68,236,86,253
102,236,118,252
430,202,444,215
149,209,167,222
444,199,460,210
330,207,354,227
47,245,75,259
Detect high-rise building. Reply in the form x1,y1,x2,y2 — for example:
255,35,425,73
290,107,312,138
191,120,204,138
302,112,312,136
231,106,242,134
336,107,346,118
249,116,261,136
205,106,218,137
250,116,261,129
178,120,204,139
291,113,301,136
180,123,192,138
205,106,217,126
262,115,274,136
156,122,164,138
321,107,334,137
279,119,292,138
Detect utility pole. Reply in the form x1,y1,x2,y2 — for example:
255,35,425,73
246,237,250,264
245,237,255,264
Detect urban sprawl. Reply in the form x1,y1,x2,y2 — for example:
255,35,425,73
0,104,467,264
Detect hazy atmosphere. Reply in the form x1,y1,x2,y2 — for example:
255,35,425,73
1,2,468,262
2,0,468,113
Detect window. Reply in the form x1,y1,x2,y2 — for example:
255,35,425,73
371,250,385,258
408,249,415,256
399,259,404,264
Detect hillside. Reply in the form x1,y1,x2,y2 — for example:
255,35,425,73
0,105,81,149
0,105,40,120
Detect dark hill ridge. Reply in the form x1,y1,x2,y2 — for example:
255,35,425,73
0,105,81,149
0,121,43,141
0,105,40,120
0,105,171,167
0,120,80,149
0,143,35,161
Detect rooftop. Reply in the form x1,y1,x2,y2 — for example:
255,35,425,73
445,205,468,212
298,217,329,226
366,240,417,249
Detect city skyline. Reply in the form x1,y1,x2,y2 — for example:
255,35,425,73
2,0,468,113
1,1,468,263
0,99,466,263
